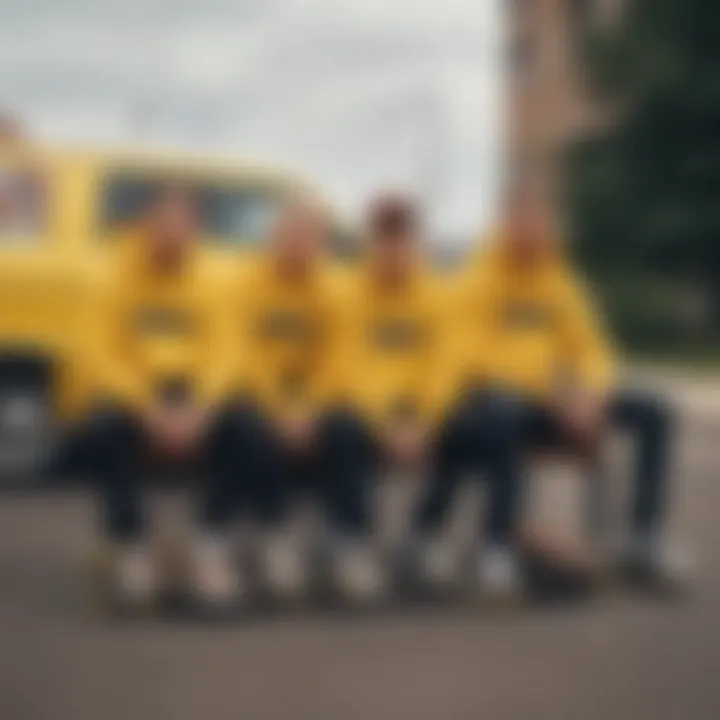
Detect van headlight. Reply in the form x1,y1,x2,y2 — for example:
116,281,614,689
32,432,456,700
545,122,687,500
0,394,44,433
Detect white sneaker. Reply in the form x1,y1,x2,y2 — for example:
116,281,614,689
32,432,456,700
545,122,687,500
191,534,242,608
333,540,386,604
413,535,459,590
477,545,524,604
623,531,694,591
260,530,307,600
116,543,158,608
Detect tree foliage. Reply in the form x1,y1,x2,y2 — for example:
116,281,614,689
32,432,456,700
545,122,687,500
565,0,720,352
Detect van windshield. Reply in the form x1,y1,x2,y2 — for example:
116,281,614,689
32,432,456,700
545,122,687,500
100,173,285,246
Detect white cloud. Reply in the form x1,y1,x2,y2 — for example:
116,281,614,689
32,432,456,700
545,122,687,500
0,0,504,240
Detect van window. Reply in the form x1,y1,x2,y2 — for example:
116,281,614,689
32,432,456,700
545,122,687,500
100,173,284,246
200,185,281,244
0,167,47,243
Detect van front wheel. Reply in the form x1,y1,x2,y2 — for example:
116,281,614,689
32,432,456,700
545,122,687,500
0,388,57,488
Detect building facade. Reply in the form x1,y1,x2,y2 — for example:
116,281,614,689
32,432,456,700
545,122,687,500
507,0,623,184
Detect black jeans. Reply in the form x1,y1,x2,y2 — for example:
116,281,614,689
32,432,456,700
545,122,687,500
413,391,525,546
82,405,249,542
519,389,675,535
411,387,675,543
207,406,372,538
317,411,377,538
231,407,318,528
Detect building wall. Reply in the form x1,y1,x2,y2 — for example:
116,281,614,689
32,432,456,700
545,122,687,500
507,0,622,182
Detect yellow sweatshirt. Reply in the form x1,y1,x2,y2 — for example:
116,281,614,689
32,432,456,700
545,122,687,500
325,265,463,430
463,239,615,399
86,240,228,411
213,255,342,418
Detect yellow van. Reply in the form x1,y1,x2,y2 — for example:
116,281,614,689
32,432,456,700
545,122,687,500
0,141,339,484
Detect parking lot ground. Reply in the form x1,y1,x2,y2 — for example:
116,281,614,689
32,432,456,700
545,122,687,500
1,398,719,720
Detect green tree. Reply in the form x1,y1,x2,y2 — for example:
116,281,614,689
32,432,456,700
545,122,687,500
566,0,720,354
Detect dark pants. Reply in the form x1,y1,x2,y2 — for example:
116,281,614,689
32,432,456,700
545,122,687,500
83,405,249,543
412,388,674,544
188,406,372,539
232,408,318,528
317,411,377,538
520,389,674,535
413,391,525,546
319,400,524,546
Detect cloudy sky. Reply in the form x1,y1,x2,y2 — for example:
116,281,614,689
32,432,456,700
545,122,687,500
0,0,505,241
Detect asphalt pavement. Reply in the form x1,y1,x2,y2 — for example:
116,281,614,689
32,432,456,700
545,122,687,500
1,381,718,720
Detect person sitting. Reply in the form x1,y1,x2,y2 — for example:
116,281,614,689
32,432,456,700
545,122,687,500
321,193,528,603
82,185,246,612
448,178,683,588
209,198,344,601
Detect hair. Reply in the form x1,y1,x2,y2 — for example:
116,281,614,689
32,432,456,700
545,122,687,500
138,182,199,226
366,192,421,239
270,192,329,236
146,182,196,209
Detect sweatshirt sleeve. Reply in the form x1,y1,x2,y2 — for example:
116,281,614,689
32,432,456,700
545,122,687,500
229,267,286,407
419,277,466,425
314,280,361,409
560,274,616,394
85,273,146,411
196,269,240,407
456,260,497,385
